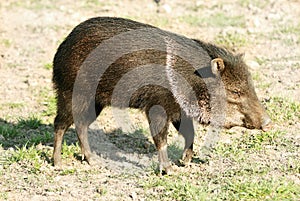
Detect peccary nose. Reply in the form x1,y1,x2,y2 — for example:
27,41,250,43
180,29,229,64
261,116,272,131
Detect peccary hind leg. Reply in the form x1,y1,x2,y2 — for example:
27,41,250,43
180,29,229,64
53,115,72,167
152,127,172,174
53,100,103,166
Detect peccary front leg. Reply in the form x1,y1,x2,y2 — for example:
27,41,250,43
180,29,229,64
74,104,103,165
147,106,172,174
172,113,195,165
152,126,172,174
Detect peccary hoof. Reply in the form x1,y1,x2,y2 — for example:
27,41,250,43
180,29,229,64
181,149,194,165
53,159,62,168
160,165,173,176
85,153,101,166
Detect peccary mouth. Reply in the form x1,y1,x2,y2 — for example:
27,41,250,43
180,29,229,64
223,122,243,129
261,118,273,131
242,117,272,131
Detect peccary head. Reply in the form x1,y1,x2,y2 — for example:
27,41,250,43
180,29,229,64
195,40,272,131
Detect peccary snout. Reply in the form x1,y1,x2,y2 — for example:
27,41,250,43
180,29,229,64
261,115,272,131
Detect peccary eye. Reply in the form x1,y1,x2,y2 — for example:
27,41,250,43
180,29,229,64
231,90,241,97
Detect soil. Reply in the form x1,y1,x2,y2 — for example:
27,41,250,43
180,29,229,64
0,0,299,200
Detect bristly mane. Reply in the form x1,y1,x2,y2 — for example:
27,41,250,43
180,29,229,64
192,39,244,68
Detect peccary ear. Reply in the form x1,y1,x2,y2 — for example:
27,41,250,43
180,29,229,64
211,58,225,75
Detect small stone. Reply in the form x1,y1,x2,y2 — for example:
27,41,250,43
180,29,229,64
247,60,260,70
162,4,172,13
96,187,106,195
143,141,151,149
130,191,137,200
253,18,260,27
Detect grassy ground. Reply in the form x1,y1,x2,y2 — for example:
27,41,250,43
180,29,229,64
0,0,299,200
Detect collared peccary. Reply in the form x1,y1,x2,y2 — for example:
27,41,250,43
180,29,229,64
52,17,271,173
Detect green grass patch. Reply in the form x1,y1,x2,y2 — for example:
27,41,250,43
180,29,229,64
61,141,81,160
264,97,300,124
1,102,25,109
238,0,269,9
240,130,284,150
208,13,246,27
179,13,245,28
215,32,248,49
252,71,261,81
141,172,300,200
150,17,170,28
257,82,272,90
1,39,12,48
17,116,43,129
255,56,268,66
5,144,48,174
167,142,183,162
275,23,300,45
141,126,299,200
85,0,105,5
82,0,111,9
27,131,53,145
8,0,57,10
178,15,202,27
0,124,19,139
60,168,77,176
123,15,170,28
0,117,53,148
278,24,300,35
0,192,8,200
38,87,57,118
43,94,56,117
293,62,300,69
275,23,300,40
221,177,300,200
217,130,284,158
265,23,300,46
44,63,53,70
141,175,208,200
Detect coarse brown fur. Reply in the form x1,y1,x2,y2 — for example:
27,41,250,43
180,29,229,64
52,17,271,173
